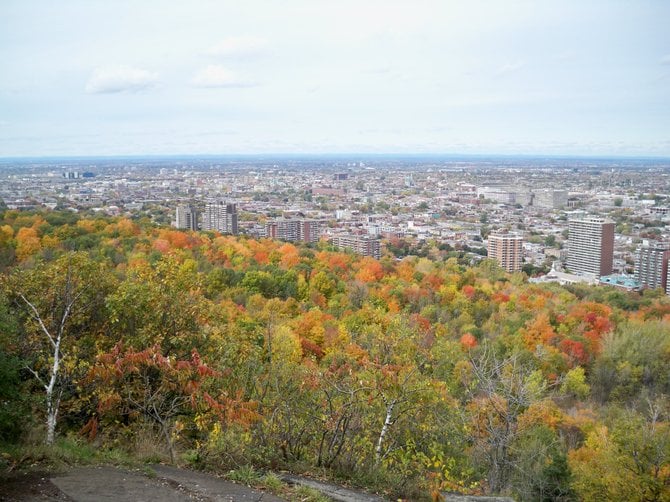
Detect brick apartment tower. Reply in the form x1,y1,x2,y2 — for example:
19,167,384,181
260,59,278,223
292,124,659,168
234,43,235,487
487,231,523,273
567,217,614,277
635,240,670,291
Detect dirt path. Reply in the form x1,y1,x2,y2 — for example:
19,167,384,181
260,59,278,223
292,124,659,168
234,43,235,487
1,466,285,502
0,464,399,502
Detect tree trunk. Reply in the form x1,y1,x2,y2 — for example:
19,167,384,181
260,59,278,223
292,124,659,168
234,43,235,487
375,399,396,466
162,423,176,464
46,394,57,445
44,323,63,445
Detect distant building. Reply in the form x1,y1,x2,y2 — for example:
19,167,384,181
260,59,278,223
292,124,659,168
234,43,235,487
635,240,670,291
599,274,641,291
566,217,614,277
330,234,381,259
530,264,599,287
174,204,199,231
202,201,238,234
297,220,321,243
477,186,518,204
533,189,568,209
487,231,523,272
265,219,321,243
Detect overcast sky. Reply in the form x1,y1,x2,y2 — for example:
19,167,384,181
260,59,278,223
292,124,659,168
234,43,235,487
1,0,669,157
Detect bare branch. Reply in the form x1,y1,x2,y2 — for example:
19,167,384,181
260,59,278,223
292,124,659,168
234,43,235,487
25,365,47,390
19,294,56,349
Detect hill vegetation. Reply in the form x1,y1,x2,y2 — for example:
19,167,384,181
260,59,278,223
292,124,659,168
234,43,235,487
0,209,668,500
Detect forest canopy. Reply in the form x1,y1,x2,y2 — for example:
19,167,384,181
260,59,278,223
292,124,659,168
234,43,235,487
0,209,668,501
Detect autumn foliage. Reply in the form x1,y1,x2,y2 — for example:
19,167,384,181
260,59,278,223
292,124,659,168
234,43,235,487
0,209,668,500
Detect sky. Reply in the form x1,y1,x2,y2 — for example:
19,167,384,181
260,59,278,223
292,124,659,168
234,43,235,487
1,0,669,157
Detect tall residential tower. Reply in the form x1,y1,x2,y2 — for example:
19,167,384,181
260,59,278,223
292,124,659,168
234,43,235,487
636,240,670,291
567,217,614,277
487,231,523,273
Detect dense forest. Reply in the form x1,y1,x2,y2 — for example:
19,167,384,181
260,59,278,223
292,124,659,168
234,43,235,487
0,209,668,501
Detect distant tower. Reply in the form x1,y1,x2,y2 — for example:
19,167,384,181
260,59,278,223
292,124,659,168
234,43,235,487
567,217,614,277
487,231,523,273
174,205,199,231
202,201,238,235
636,240,670,291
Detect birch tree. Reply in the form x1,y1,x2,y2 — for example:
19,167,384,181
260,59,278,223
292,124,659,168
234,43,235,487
6,252,108,444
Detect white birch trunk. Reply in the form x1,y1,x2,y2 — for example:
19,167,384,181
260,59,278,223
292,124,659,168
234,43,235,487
20,288,75,445
375,399,396,465
45,335,62,445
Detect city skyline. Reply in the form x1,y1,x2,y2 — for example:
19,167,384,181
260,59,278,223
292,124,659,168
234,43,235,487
1,0,669,158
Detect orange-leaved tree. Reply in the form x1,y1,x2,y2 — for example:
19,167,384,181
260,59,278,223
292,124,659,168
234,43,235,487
87,342,258,462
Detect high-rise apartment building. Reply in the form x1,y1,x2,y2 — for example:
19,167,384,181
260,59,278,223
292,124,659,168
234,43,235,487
487,231,523,272
202,201,238,235
174,205,199,231
265,219,321,243
330,234,381,259
635,240,670,291
566,217,614,277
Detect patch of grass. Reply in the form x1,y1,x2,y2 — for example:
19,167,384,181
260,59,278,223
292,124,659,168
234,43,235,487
180,449,201,467
259,472,284,491
0,428,146,475
0,435,97,472
52,436,96,464
141,465,157,479
227,464,261,485
130,425,169,464
294,485,331,502
98,447,134,466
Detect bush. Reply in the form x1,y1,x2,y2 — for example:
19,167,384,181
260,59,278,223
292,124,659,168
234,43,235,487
0,351,30,443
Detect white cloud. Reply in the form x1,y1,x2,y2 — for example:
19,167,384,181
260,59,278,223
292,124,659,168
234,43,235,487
206,36,268,58
661,54,670,65
85,66,158,94
191,65,258,88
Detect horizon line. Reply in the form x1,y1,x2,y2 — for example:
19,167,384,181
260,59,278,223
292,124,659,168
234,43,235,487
1,152,670,162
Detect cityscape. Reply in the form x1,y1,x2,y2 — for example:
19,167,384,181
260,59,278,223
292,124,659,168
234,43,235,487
3,155,670,291
1,0,669,500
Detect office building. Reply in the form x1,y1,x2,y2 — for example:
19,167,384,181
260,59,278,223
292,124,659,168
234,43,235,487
635,240,670,291
487,231,523,273
566,217,614,277
330,234,381,259
174,205,199,231
202,201,238,235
